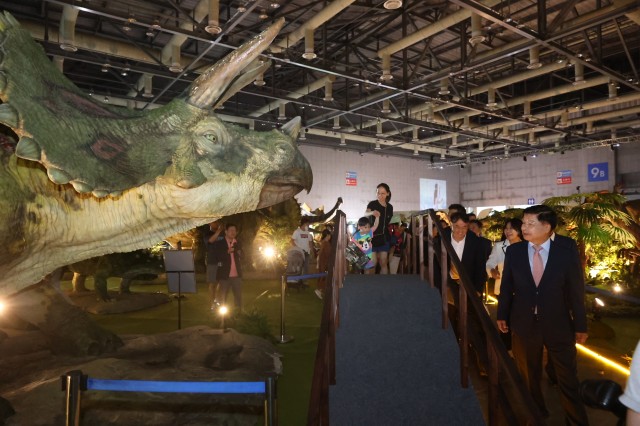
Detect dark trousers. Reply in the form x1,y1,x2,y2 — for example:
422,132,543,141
219,277,242,310
512,325,589,425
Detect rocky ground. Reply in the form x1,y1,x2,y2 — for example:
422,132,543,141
0,300,281,426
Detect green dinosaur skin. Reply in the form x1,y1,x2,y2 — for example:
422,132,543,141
0,13,312,298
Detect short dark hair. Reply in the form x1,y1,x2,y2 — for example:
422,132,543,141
321,229,332,240
469,219,483,229
225,223,237,231
504,218,524,240
449,211,469,224
300,216,311,225
357,216,371,227
448,203,466,214
523,205,557,230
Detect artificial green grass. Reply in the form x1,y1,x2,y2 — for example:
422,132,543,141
63,275,323,425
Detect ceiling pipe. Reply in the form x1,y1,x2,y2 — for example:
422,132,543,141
168,44,183,73
609,81,618,100
53,56,64,72
486,87,497,109
377,0,501,57
380,53,393,81
573,61,586,85
302,28,317,60
205,0,222,35
249,75,333,117
278,103,287,120
271,0,356,53
59,5,79,52
333,116,341,129
527,46,542,69
468,13,485,46
381,99,391,113
324,76,335,101
143,74,154,98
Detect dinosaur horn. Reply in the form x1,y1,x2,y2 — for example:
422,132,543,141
281,116,301,141
187,18,285,108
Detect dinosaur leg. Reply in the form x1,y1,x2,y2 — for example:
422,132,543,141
71,272,89,293
9,273,122,356
119,277,132,294
93,275,111,301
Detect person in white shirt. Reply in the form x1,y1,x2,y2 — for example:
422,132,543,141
291,216,316,283
620,340,640,425
486,218,524,296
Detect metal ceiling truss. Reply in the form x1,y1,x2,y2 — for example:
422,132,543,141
0,0,638,167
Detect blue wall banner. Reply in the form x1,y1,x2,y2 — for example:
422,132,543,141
588,162,609,182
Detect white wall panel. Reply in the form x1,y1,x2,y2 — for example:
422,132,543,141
460,147,615,208
297,146,460,221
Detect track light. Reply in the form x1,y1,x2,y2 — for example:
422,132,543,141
383,0,402,9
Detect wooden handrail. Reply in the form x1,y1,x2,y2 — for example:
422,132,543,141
307,211,346,426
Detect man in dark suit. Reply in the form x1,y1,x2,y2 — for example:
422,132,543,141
436,212,490,373
211,223,243,311
497,205,588,425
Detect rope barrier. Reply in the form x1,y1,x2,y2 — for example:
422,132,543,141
285,272,327,281
87,378,266,394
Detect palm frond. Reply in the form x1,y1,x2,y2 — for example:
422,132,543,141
576,224,611,245
600,223,637,246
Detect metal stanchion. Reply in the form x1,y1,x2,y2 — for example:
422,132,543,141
279,275,294,343
61,370,86,426
264,376,277,426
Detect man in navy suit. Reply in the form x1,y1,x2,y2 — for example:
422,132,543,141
497,205,588,425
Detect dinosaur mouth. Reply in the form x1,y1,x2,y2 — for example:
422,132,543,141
257,179,305,209
257,169,312,209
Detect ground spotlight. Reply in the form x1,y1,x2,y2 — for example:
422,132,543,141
218,305,229,331
613,283,622,293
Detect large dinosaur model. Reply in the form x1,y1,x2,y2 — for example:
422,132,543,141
0,13,312,299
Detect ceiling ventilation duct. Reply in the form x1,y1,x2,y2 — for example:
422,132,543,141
59,6,79,52
205,0,222,34
380,53,393,81
527,46,542,69
468,13,485,46
302,28,317,59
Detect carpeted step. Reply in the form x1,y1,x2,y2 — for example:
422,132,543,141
329,274,485,425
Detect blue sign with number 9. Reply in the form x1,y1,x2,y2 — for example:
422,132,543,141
588,162,608,182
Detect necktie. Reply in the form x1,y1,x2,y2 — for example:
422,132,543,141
532,245,543,286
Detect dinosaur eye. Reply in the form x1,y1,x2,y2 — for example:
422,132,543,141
203,133,218,143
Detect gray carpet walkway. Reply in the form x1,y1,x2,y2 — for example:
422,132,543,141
329,274,485,425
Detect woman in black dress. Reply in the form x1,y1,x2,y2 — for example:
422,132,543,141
366,183,393,274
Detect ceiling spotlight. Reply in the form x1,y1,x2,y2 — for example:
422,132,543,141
121,65,130,76
259,10,269,19
169,63,183,73
151,20,162,30
103,95,109,103
146,28,155,37
383,0,402,9
237,5,247,12
270,1,280,8
123,23,131,32
101,63,110,73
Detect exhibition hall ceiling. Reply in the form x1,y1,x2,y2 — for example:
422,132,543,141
2,0,640,167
